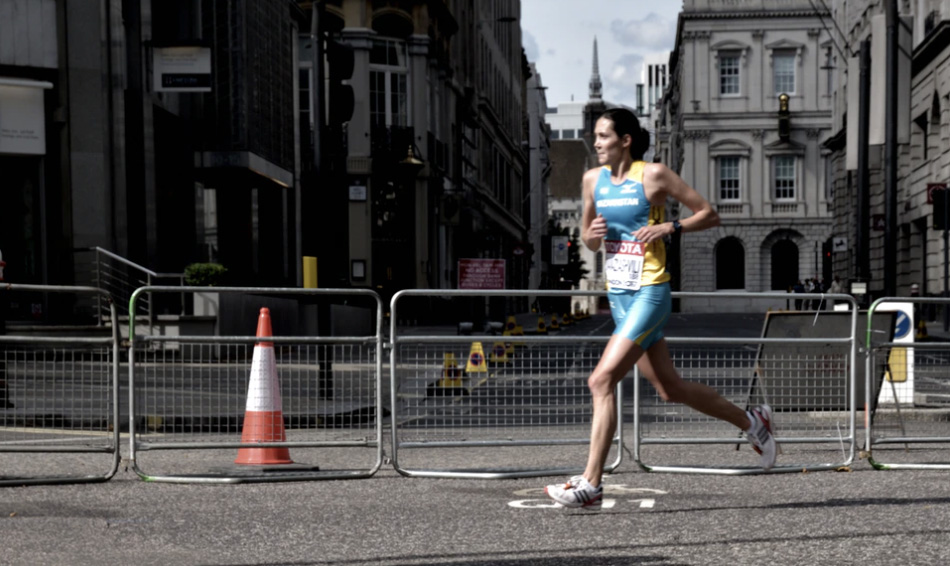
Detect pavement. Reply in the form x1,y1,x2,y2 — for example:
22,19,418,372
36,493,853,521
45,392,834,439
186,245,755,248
3,442,950,565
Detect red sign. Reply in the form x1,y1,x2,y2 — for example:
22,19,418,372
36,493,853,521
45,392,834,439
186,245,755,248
928,183,948,204
458,259,506,289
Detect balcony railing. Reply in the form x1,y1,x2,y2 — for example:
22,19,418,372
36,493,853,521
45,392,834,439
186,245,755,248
770,202,800,216
717,203,745,215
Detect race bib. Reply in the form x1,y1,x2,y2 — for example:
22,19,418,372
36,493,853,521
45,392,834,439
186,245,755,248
604,239,644,290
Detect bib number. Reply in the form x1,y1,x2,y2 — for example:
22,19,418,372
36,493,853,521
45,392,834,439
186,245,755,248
604,240,645,290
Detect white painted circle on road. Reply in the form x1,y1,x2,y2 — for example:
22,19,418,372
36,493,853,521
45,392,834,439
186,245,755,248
509,485,667,510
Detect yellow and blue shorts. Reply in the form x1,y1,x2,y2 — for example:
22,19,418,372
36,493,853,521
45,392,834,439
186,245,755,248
608,282,671,350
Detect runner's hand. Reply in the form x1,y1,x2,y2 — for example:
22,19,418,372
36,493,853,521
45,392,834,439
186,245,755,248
632,223,672,245
586,214,607,240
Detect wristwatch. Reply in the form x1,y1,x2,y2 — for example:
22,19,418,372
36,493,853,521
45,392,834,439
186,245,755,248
672,220,683,234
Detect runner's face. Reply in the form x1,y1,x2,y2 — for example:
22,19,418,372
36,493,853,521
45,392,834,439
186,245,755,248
594,117,629,165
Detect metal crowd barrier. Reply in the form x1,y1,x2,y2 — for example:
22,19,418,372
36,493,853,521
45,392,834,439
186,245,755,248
866,297,950,470
127,286,384,483
389,289,623,479
632,292,861,475
0,284,121,486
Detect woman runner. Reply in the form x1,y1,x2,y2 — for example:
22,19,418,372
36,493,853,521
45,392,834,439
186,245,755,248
544,108,777,510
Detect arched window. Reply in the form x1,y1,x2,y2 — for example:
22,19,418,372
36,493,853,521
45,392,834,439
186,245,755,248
771,239,799,290
715,237,745,289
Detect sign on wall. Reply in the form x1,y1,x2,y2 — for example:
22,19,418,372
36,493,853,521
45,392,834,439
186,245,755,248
153,47,212,92
551,236,569,265
458,259,506,290
0,78,53,155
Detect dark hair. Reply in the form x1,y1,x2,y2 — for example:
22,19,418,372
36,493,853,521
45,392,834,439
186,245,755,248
599,108,650,161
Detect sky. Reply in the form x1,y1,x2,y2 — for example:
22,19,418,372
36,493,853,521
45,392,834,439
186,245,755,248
521,0,684,110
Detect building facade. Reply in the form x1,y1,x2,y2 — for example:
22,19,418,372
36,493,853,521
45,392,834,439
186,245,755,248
320,0,534,316
525,62,552,294
0,0,306,322
0,0,550,324
659,0,835,312
636,52,671,117
822,0,950,304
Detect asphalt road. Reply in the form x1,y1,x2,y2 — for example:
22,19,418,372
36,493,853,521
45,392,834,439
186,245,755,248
2,445,950,565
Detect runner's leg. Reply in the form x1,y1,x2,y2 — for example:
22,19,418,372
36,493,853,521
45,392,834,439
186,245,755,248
582,334,643,486
637,339,750,429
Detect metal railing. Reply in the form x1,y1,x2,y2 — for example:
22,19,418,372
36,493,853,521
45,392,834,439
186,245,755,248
127,286,384,483
389,289,623,479
866,297,950,470
631,292,861,475
79,247,184,327
0,284,121,486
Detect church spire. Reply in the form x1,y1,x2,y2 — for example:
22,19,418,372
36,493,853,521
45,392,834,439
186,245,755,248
589,36,603,102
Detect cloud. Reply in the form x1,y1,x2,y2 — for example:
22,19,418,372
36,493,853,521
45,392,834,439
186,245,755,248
522,30,540,61
609,13,676,50
606,53,644,105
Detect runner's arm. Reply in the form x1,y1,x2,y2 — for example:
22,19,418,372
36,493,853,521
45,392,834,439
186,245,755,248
633,163,719,244
581,168,607,251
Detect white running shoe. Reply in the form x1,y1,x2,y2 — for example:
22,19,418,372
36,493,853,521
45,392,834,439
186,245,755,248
746,405,778,470
544,475,603,510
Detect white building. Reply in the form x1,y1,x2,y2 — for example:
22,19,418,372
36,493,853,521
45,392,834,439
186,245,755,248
546,101,588,141
658,0,835,312
637,52,672,118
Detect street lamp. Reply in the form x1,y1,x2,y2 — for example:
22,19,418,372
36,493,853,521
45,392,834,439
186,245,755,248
398,145,424,177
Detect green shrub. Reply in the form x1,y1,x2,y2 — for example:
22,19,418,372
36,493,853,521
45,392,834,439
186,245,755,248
184,263,227,286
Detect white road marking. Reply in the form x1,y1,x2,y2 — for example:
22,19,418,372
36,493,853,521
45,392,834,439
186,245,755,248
508,499,617,509
509,485,666,510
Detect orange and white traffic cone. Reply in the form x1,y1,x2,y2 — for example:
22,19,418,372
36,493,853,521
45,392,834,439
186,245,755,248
235,308,293,465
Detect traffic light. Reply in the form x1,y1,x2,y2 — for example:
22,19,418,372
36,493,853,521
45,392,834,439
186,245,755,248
326,39,354,124
440,193,460,225
934,187,949,230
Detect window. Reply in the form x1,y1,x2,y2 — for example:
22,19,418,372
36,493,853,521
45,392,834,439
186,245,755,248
298,36,314,129
824,46,834,97
773,156,796,200
299,67,312,128
718,157,740,201
773,52,795,95
562,129,576,139
824,155,833,201
550,129,560,140
369,39,408,127
716,237,745,290
913,112,929,161
719,54,740,95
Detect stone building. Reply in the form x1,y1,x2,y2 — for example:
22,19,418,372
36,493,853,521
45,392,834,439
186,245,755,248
658,0,835,312
822,0,950,304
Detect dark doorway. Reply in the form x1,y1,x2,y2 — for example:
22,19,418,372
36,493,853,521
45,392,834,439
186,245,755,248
716,237,745,289
771,239,799,291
